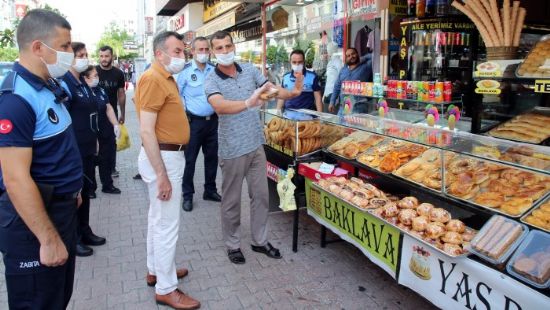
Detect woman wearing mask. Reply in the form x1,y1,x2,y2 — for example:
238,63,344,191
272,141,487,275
61,42,105,257
81,65,121,202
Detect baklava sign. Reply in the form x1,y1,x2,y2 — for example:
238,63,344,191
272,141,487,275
306,180,400,278
399,235,548,310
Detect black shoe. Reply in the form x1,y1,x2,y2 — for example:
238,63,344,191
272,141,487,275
203,191,221,202
82,233,106,246
133,173,142,180
227,248,246,264
76,242,93,257
89,191,96,199
182,200,193,212
102,185,121,194
251,242,282,259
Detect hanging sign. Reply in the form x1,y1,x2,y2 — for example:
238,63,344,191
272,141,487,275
534,80,550,93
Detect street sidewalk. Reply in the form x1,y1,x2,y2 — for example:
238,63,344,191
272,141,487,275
0,89,436,309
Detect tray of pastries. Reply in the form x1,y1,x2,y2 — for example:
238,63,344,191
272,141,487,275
487,111,550,144
393,149,457,192
521,199,550,233
516,35,550,78
315,176,396,211
471,144,550,172
264,117,345,156
356,139,428,174
469,215,529,265
445,156,550,217
506,230,550,289
371,196,476,257
326,131,386,159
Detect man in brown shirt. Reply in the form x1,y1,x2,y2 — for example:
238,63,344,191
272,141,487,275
135,31,199,310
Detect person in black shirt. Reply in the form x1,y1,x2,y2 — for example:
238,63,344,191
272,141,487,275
96,45,126,177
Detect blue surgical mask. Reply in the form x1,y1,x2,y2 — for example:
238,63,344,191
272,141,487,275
40,42,74,78
215,51,235,66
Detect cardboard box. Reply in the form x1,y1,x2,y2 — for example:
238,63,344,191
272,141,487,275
298,162,349,181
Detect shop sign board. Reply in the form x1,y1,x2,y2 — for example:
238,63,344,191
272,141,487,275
399,235,549,310
196,11,236,38
389,0,408,16
203,0,240,23
305,179,400,278
534,80,550,93
230,20,262,44
168,15,185,32
349,0,378,19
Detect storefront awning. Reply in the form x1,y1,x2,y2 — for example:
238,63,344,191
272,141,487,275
196,9,237,37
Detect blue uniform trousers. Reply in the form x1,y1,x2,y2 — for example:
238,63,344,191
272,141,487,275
0,192,77,309
182,113,219,201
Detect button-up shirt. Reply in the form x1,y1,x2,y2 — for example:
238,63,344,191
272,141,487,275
177,60,214,117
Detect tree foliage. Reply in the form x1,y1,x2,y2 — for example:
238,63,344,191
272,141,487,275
94,22,138,60
0,47,18,61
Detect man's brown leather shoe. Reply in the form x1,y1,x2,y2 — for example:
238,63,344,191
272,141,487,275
156,289,200,310
146,268,189,287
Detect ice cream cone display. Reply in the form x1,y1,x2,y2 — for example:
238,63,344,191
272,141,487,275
451,0,526,59
446,105,461,131
377,99,389,118
424,105,439,127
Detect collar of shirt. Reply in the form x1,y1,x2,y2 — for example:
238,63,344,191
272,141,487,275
151,61,172,80
63,71,91,97
214,62,242,80
191,59,214,73
12,62,48,91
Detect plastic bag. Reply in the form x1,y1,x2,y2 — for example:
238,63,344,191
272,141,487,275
116,124,131,151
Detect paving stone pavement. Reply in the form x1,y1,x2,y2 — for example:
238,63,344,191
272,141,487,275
0,89,437,310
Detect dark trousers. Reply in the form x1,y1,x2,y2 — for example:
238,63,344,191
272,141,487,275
97,135,116,189
182,114,219,201
0,193,77,310
78,154,95,238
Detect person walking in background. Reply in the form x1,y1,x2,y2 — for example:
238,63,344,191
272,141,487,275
97,45,126,178
205,30,303,265
0,9,83,308
62,42,106,257
81,65,122,198
136,31,200,310
276,49,322,112
177,37,221,212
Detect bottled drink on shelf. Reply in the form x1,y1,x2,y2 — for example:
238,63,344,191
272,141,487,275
425,0,436,17
408,0,416,16
416,0,426,18
436,0,449,16
443,81,452,102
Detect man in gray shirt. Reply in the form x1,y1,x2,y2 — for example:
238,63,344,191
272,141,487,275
205,30,302,264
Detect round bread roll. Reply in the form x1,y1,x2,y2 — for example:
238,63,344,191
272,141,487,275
398,196,419,209
442,231,463,245
430,208,451,223
381,203,399,218
416,203,434,217
412,215,429,232
426,222,446,239
443,243,463,256
259,88,279,100
446,219,466,233
398,209,417,226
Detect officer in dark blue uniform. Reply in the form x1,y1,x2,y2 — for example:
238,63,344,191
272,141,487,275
0,9,83,309
276,49,322,112
81,65,121,196
62,42,107,257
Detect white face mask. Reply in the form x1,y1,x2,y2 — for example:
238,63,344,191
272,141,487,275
88,78,99,88
195,53,209,64
292,64,303,73
40,42,74,78
162,51,186,74
215,51,235,66
73,58,89,73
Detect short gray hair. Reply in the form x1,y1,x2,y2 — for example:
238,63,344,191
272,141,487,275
153,31,183,52
17,9,71,50
191,36,209,50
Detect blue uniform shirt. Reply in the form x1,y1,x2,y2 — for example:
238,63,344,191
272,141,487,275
177,61,215,117
62,72,98,157
281,69,321,110
92,86,114,140
0,62,83,195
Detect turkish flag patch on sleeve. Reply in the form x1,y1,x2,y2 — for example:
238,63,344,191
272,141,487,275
0,119,13,134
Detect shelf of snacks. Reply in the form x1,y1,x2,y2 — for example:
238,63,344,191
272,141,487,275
313,176,477,258
262,109,346,158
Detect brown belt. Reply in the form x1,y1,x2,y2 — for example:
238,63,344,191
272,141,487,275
158,143,186,151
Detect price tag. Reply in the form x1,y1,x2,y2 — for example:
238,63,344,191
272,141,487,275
318,163,335,174
475,88,502,95
534,80,550,93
